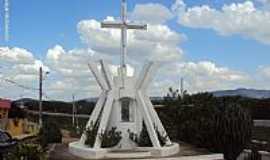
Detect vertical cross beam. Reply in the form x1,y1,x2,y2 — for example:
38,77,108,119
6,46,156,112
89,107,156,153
101,0,147,79
121,0,127,69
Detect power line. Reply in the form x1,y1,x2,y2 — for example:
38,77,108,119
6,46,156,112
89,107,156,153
0,78,38,91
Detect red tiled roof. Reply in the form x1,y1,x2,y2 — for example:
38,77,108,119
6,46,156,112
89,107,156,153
0,99,11,109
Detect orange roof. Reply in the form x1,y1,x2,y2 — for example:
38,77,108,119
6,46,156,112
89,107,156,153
0,99,11,109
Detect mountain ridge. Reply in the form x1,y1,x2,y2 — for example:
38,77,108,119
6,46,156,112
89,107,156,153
212,88,270,99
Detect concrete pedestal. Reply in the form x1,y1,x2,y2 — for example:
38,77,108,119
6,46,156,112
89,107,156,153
69,141,180,159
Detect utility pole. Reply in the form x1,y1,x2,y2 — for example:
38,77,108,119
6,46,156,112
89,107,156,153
39,67,43,128
72,94,75,126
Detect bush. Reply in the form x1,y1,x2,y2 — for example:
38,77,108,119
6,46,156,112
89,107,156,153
6,143,46,160
211,104,253,160
129,122,168,147
161,89,253,160
100,127,122,148
129,122,152,147
175,103,252,160
85,121,99,147
39,119,62,147
84,121,121,148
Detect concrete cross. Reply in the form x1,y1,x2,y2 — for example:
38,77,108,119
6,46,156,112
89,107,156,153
101,0,147,74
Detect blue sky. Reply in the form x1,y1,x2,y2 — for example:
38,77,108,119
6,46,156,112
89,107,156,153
1,0,268,72
1,0,270,99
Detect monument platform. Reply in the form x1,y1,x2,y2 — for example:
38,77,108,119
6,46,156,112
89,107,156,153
69,141,180,159
49,140,223,160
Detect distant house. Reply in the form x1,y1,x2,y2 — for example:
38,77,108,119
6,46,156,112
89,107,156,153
0,99,11,119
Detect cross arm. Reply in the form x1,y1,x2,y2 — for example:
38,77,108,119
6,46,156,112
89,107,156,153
101,22,147,30
126,23,147,30
101,22,123,29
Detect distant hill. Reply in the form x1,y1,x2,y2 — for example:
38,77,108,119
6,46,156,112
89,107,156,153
212,88,270,99
12,96,164,114
80,96,164,103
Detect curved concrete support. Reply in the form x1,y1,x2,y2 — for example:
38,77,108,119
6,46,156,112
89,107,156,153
94,91,114,149
137,91,161,148
136,61,159,90
88,62,109,90
99,60,114,90
80,91,107,144
143,94,172,145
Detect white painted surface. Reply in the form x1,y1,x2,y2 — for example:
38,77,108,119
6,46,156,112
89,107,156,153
254,120,270,127
69,60,181,158
77,60,173,149
144,154,224,160
69,0,177,158
259,151,270,160
69,141,108,159
69,141,181,159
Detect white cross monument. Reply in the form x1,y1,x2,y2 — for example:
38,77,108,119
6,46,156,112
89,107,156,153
69,0,179,159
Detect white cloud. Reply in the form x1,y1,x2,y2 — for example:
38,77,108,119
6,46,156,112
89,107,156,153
0,47,35,64
77,17,184,63
1,2,267,100
0,47,50,99
257,65,270,79
131,3,174,24
153,60,251,93
0,47,49,77
175,1,270,44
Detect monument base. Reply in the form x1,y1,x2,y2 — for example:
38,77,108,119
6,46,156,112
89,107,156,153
69,141,180,159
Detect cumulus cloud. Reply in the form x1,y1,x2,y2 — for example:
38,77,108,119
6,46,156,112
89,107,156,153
0,47,35,64
77,17,184,64
151,60,252,95
177,61,251,92
257,65,270,79
0,2,266,100
174,0,270,44
131,3,174,24
0,47,50,99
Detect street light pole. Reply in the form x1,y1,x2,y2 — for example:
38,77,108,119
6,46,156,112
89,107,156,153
39,67,43,128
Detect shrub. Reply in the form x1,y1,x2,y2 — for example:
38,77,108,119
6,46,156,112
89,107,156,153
84,121,99,147
129,122,152,147
100,127,122,148
175,103,252,160
38,119,62,148
211,103,253,160
84,121,121,148
161,89,253,160
6,143,46,160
